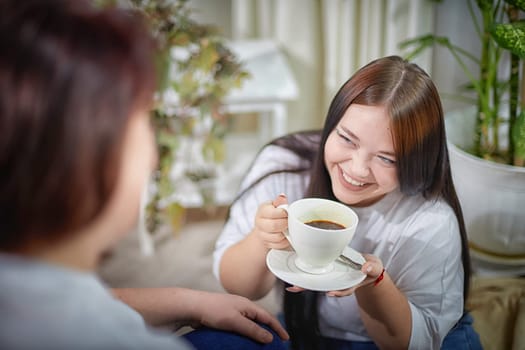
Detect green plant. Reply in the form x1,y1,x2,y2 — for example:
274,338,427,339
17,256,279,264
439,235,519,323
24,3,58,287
125,0,249,233
400,0,525,166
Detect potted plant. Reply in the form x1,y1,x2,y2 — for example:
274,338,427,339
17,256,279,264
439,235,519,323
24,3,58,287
400,0,525,263
123,0,249,235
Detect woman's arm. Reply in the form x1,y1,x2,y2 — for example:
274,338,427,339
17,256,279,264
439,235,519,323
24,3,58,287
355,270,411,350
292,255,412,349
354,207,464,349
325,206,464,349
112,287,289,344
213,144,309,300
219,195,289,300
219,229,277,299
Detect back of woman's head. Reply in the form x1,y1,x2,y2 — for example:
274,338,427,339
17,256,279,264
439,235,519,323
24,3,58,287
311,55,448,199
0,0,157,251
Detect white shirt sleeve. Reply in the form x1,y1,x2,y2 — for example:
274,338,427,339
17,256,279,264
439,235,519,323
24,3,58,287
399,208,464,349
212,145,310,280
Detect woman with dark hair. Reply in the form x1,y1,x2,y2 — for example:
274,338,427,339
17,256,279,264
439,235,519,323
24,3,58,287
214,56,482,349
0,0,288,349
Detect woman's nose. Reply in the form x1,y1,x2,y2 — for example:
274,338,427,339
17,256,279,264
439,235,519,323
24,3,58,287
349,151,370,178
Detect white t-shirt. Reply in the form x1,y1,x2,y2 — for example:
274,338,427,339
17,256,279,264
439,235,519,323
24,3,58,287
0,254,193,350
213,144,464,350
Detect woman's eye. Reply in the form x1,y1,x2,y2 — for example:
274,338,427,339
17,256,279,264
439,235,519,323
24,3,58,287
378,155,396,165
336,129,354,144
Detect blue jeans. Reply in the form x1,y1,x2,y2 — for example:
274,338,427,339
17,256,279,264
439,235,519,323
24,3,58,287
441,313,483,350
182,323,288,350
319,313,482,349
278,312,482,350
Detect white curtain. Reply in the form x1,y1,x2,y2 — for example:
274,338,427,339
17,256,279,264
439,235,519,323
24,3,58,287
231,0,435,131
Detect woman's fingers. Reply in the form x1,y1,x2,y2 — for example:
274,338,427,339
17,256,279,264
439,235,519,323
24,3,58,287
361,253,384,279
326,286,357,297
324,254,386,297
285,286,305,293
254,198,290,249
271,193,287,207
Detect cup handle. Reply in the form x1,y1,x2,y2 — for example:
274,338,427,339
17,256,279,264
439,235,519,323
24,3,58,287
277,204,293,247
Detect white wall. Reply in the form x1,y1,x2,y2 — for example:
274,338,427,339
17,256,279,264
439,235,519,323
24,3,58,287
187,0,480,119
187,0,232,38
431,0,481,113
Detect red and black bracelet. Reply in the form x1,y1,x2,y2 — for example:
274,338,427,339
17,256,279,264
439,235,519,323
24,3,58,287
374,268,385,286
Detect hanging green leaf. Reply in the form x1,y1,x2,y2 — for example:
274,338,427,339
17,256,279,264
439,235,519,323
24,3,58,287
193,42,220,72
490,21,525,58
166,202,186,235
157,129,180,149
183,71,200,94
202,136,226,163
121,0,249,234
172,31,190,46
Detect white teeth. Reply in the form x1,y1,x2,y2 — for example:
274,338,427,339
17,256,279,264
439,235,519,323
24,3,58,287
342,172,365,186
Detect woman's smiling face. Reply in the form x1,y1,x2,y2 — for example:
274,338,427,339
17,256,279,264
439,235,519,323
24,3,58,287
324,103,399,206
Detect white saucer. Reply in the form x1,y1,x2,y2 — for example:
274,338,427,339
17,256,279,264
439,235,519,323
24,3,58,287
266,246,366,291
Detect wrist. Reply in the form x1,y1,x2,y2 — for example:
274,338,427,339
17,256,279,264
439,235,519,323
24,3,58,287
360,268,386,290
374,268,385,286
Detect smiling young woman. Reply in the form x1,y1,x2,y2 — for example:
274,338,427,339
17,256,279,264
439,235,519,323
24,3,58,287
213,55,483,350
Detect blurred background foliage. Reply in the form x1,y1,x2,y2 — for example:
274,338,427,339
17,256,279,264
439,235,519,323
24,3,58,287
101,0,249,234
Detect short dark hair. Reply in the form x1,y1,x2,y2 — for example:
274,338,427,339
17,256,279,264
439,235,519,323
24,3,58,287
0,0,157,251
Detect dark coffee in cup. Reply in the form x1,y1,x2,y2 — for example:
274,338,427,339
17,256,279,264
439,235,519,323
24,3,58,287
305,219,345,230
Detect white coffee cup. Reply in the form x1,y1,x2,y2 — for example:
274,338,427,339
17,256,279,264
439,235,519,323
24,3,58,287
278,198,359,274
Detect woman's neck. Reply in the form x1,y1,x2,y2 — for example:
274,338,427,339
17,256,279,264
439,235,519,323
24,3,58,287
38,242,98,271
26,228,107,272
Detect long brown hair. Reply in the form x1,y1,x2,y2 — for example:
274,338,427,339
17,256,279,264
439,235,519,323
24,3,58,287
306,56,470,292
274,56,470,349
0,0,157,251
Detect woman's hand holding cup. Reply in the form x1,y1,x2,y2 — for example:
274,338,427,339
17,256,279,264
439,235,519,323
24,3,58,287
252,194,291,250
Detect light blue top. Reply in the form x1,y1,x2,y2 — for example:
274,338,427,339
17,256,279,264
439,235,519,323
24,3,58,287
0,254,193,350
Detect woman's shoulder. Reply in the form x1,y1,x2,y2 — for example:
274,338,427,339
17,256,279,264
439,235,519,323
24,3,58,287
252,133,317,172
239,144,308,188
256,144,304,165
235,130,319,199
396,194,459,242
363,191,458,238
395,194,456,224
